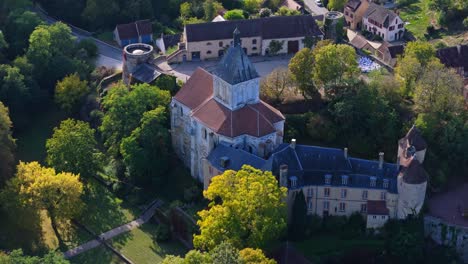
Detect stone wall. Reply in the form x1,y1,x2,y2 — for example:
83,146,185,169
424,215,468,262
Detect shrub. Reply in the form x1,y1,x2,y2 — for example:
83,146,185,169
156,223,171,242
267,40,284,55
224,9,245,20
259,8,272,17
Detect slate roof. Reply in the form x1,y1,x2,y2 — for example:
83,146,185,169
192,99,284,138
367,200,389,215
214,30,260,85
162,33,181,49
364,3,398,28
268,143,400,193
401,159,428,184
185,15,322,42
174,68,213,109
131,63,162,83
346,0,362,11
207,143,268,172
115,20,152,40
436,45,468,69
398,125,427,151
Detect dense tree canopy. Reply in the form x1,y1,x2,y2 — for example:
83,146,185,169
46,119,102,179
0,64,30,119
194,165,287,250
4,10,43,58
0,102,15,185
224,9,245,20
260,67,295,104
0,249,69,264
54,73,89,113
100,83,171,156
288,48,317,98
120,107,170,187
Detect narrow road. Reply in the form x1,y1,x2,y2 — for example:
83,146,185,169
31,6,123,69
303,0,329,16
63,200,163,259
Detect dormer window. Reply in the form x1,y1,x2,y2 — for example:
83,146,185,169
341,175,349,185
290,176,298,188
370,176,376,187
324,174,332,185
383,179,389,189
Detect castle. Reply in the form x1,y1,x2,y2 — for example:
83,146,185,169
171,29,428,228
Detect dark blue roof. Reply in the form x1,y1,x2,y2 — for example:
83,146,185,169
207,143,267,172
207,142,400,194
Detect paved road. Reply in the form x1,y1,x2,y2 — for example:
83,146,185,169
63,200,163,259
303,0,328,15
32,7,123,69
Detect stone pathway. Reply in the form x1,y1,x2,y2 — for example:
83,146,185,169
63,200,163,259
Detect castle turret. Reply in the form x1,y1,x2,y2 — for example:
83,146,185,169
396,126,428,219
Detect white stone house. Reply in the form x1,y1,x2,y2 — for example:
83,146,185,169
362,3,404,42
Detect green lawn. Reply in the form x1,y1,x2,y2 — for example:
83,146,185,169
69,244,123,264
15,105,67,163
294,235,385,262
398,0,433,40
111,223,187,264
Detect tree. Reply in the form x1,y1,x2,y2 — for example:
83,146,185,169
1,162,84,245
224,9,245,20
0,249,69,264
238,248,275,264
180,2,192,19
54,73,89,113
464,17,468,29
243,0,262,13
327,0,347,10
46,119,102,179
100,83,170,156
289,190,307,240
0,31,7,50
120,107,170,187
0,102,15,185
275,6,301,16
260,67,295,104
414,60,464,115
5,10,43,58
267,40,284,55
203,0,223,20
76,38,98,59
288,47,317,98
193,165,287,250
312,44,359,86
82,0,120,29
0,64,30,119
210,242,240,264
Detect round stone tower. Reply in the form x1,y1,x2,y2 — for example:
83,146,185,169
123,43,153,85
396,126,428,219
323,11,345,42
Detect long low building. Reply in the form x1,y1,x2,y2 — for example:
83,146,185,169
168,15,323,62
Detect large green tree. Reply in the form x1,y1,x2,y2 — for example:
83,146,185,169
0,249,69,264
5,10,43,58
0,64,30,119
288,47,317,98
120,107,170,187
0,101,15,185
312,44,359,87
194,165,287,250
82,0,120,29
100,83,171,156
54,73,89,114
260,67,295,104
46,119,102,179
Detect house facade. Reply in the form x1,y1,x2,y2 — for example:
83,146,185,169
344,0,370,30
168,15,323,62
113,20,153,47
363,3,404,42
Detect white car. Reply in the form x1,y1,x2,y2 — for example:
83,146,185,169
315,0,323,6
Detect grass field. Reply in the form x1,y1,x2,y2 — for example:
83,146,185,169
15,105,66,163
398,0,433,40
111,224,186,264
294,235,385,262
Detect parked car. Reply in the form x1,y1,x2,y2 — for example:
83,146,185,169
315,0,323,6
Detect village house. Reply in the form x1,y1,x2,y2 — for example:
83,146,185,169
171,29,428,229
167,15,323,62
113,20,153,47
344,0,370,30
363,3,404,42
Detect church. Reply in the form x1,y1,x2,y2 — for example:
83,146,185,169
170,29,428,228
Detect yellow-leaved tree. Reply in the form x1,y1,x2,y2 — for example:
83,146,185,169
1,162,84,245
193,165,287,251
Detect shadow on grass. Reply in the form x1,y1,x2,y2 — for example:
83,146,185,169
69,244,125,264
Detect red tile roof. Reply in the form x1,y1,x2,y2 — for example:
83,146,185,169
192,98,284,138
367,200,389,215
174,68,213,109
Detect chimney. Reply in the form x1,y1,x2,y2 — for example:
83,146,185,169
344,147,348,159
279,164,288,187
378,152,384,169
220,156,230,168
290,139,296,149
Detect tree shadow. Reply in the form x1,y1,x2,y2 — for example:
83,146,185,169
139,223,186,258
